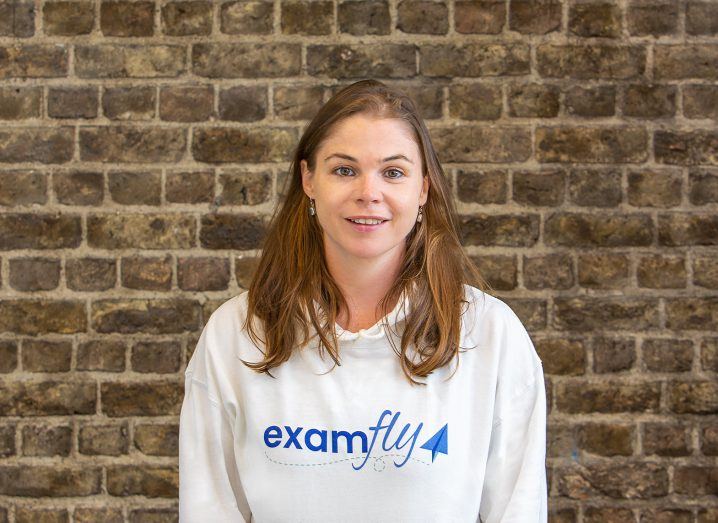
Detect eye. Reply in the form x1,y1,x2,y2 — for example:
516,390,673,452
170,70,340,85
385,169,405,179
333,166,355,177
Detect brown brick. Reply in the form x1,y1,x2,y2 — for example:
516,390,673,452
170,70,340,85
684,85,718,120
92,299,199,334
220,0,273,34
586,507,636,523
43,1,94,35
627,1,679,36
658,213,718,246
549,507,576,522
523,253,573,290
200,214,266,249
88,213,196,249
77,339,126,372
9,257,60,291
339,0,390,35
507,83,559,117
499,298,547,331
674,466,718,496
567,168,622,207
21,424,72,456
637,255,686,289
593,337,636,373
455,0,504,34
192,127,295,163
421,44,529,77
686,1,718,35
132,341,180,373
564,85,616,117
536,126,648,163
669,381,718,414
698,508,718,523
161,85,214,122
643,422,691,457
577,423,634,456
0,300,86,335
15,508,68,523
0,380,96,415
694,255,718,289
689,169,718,204
101,380,183,416
130,508,178,523
161,1,212,36
66,257,116,292
557,462,668,499
218,85,266,122
308,44,416,79
547,422,575,459
54,170,104,206
534,338,585,376
102,86,156,120
0,424,15,457
0,466,101,496
700,338,718,372
432,126,531,162
622,84,676,118
282,0,333,35
48,86,98,119
456,169,507,204
640,509,693,523
537,45,645,80
166,170,214,204
397,83,443,120
134,423,179,456
74,507,124,523
217,171,271,206
76,45,185,78
108,170,161,205
509,0,560,34
0,86,41,120
554,297,659,331
121,255,173,291
79,422,129,456
0,0,34,37
100,1,154,36
0,45,69,78
273,85,324,120
0,170,46,206
701,423,718,455
22,339,72,372
397,0,448,34
569,2,621,38
470,254,517,291
194,43,300,77
460,214,539,247
449,83,502,120
557,380,661,414
545,212,653,247
654,45,718,80
627,168,682,207
177,257,230,291
513,169,564,206
0,127,73,163
666,297,718,331
80,126,185,163
0,341,17,373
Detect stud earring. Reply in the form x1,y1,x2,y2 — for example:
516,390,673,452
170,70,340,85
308,198,316,216
417,205,423,223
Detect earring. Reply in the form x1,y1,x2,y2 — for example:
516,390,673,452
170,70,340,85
308,198,316,216
417,205,423,223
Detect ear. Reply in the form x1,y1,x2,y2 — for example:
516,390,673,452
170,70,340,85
419,174,430,206
300,159,314,198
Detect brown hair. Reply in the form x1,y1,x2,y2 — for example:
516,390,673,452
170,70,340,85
241,79,488,385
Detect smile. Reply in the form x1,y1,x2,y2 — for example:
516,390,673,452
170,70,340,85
345,218,389,231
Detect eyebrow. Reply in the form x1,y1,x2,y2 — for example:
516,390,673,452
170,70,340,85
324,153,414,164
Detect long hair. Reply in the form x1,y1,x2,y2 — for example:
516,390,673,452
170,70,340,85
241,79,488,385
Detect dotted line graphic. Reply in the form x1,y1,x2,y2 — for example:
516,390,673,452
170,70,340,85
264,451,432,471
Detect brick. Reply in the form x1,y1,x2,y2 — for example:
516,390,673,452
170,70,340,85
432,126,531,162
569,2,621,38
666,298,718,331
217,171,271,206
557,380,661,414
643,422,691,457
557,463,668,499
192,127,295,163
0,171,45,206
689,169,718,204
194,43,300,77
507,83,559,117
109,170,162,206
459,214,539,247
455,0,504,34
79,422,129,456
100,1,154,36
537,45,645,80
0,0,34,37
80,126,185,163
177,257,230,291
0,466,101,496
308,44,416,79
627,168,682,207
684,85,718,120
658,213,718,246
0,424,14,457
0,341,17,373
549,507,576,522
0,380,96,415
686,1,718,35
593,337,636,373
513,169,564,206
637,255,686,289
15,508,68,523
0,300,86,335
674,466,718,496
577,423,634,456
699,508,718,523
0,86,41,119
273,85,324,121
92,299,199,334
0,213,81,250
102,86,156,120
554,297,659,331
694,255,718,289
509,0,560,34
701,423,718,455
523,253,573,290
0,45,68,78
669,381,718,414
48,86,98,119
9,257,60,291
161,85,214,122
53,170,104,206
200,214,266,249
77,339,126,372
21,424,72,456
134,423,179,456
626,1,678,36
545,212,653,247
421,44,529,77
640,509,692,523
22,339,72,372
700,338,718,372
568,168,622,207
500,298,547,331
101,381,183,416
536,126,648,163
235,256,260,289
622,84,676,118
654,45,718,80
534,338,585,375
0,127,73,163
397,0,448,34
282,0,333,35
161,1,212,36
220,0,273,34
218,85,266,122
456,169,507,204
121,255,173,291
66,257,116,291
74,508,124,523
43,1,94,35
547,422,575,458
585,507,634,522
339,0,390,35
88,213,196,249
470,254,517,291
129,508,178,523
76,44,185,78
165,171,212,204
449,83,502,120
132,340,181,373
564,85,615,117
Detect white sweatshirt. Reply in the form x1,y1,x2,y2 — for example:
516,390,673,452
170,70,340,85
179,284,547,523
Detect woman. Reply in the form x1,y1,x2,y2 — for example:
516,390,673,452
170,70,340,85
179,79,547,522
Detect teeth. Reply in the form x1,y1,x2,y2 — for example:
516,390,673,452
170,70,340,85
350,218,384,225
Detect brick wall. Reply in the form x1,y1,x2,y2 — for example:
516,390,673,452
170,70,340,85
0,0,716,521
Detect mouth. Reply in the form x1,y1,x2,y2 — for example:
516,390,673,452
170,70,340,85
345,218,389,231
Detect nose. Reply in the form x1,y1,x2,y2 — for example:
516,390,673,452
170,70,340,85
355,172,382,202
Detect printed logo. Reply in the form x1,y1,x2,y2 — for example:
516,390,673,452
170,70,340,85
263,409,448,471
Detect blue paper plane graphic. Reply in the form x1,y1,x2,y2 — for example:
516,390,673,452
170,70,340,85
420,423,448,462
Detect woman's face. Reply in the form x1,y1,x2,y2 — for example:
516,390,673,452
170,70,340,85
301,113,429,264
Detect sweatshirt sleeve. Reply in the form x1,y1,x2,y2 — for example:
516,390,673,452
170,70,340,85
477,307,548,523
179,320,252,522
